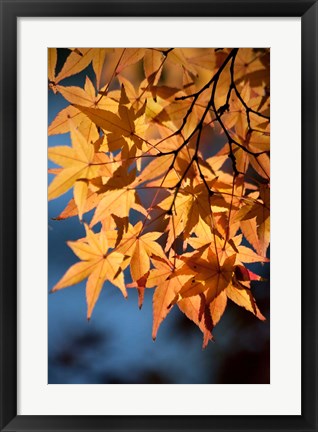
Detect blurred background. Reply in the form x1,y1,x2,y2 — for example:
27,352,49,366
48,49,270,385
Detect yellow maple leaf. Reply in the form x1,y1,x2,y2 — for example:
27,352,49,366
112,222,166,282
48,122,113,218
177,250,235,303
146,256,191,340
51,225,127,319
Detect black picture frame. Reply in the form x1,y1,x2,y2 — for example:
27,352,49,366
0,0,317,431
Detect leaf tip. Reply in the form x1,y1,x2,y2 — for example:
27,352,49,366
258,313,266,321
50,283,60,293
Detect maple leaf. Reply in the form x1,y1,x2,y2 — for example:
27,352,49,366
48,48,57,84
188,232,269,265
110,221,167,282
118,76,151,113
49,78,119,137
176,249,236,304
56,77,120,112
234,48,267,82
226,282,265,321
209,290,228,326
90,188,146,227
51,225,127,319
54,48,96,84
212,130,270,180
186,48,219,72
143,49,165,85
157,183,228,251
73,96,147,151
132,153,175,187
115,48,146,74
167,48,199,77
221,82,265,136
92,48,110,89
56,79,97,107
234,184,270,256
86,165,147,226
175,248,265,334
54,189,101,220
48,122,113,218
178,295,214,348
48,105,87,136
146,256,192,340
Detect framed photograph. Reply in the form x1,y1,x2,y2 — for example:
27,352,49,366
1,0,317,431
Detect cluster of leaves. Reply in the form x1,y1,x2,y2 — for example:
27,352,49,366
49,48,270,348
